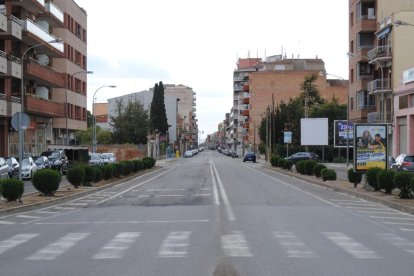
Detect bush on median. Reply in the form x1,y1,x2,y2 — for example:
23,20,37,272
32,169,61,196
1,178,24,202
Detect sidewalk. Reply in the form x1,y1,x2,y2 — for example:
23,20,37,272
265,163,414,216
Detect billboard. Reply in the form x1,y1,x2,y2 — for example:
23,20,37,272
301,118,328,146
284,131,292,144
334,120,354,148
353,124,388,172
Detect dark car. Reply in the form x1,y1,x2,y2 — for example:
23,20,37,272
393,154,414,172
41,150,68,174
243,152,256,163
286,152,319,164
6,157,19,178
34,156,51,170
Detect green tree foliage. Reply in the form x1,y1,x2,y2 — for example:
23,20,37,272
299,73,326,114
150,81,169,135
110,99,149,144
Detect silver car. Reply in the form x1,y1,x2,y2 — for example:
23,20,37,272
393,154,414,172
0,157,10,179
89,153,102,166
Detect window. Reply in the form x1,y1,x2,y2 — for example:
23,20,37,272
356,90,375,109
357,62,372,77
350,12,354,27
350,40,354,53
350,69,354,83
350,97,354,111
399,95,408,109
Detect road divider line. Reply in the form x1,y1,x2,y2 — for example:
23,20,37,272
211,161,235,221
210,161,220,206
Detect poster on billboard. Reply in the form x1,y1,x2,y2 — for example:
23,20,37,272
334,120,354,148
284,131,292,144
353,124,388,172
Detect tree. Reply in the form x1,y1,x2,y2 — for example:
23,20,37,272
87,110,93,128
299,74,326,117
110,99,149,144
149,81,169,135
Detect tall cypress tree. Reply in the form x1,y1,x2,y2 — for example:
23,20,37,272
150,81,169,134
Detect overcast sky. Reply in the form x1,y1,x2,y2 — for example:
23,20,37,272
74,0,349,138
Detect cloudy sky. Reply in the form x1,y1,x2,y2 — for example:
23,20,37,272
74,0,349,138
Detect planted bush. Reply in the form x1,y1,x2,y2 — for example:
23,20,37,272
365,167,383,190
393,171,413,199
314,164,327,178
93,166,102,182
321,168,337,181
133,160,144,172
304,160,318,176
270,155,280,167
66,166,85,188
115,163,125,176
296,160,306,174
1,178,24,202
121,161,133,175
32,169,61,196
83,165,96,186
283,160,293,171
142,157,156,168
347,168,363,188
277,158,286,168
377,170,396,193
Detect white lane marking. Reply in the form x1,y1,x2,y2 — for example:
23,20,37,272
338,202,379,207
158,231,191,258
36,211,61,214
383,222,414,226
77,199,98,203
0,234,39,255
27,233,89,260
358,210,400,215
93,232,141,259
221,231,252,257
400,228,414,232
36,219,209,225
376,233,414,255
96,167,175,205
65,202,89,206
323,232,381,259
15,215,41,219
211,161,235,221
0,221,15,225
347,206,392,210
138,195,151,198
369,216,414,220
53,206,76,210
146,188,186,191
209,161,220,206
273,232,316,258
200,188,210,191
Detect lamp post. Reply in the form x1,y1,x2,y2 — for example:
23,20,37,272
176,98,180,157
66,70,93,146
18,39,63,181
393,19,414,27
92,85,116,153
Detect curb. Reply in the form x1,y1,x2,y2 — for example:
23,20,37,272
264,164,414,216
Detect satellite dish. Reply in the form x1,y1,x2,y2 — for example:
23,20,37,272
11,112,30,130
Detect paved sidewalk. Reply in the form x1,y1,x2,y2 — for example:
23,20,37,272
265,163,414,215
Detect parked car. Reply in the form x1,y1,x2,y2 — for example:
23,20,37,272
89,153,102,166
6,157,19,178
34,156,51,170
0,157,10,179
184,150,194,158
21,157,38,180
101,152,116,165
41,150,68,174
243,152,257,163
393,154,414,172
286,152,319,164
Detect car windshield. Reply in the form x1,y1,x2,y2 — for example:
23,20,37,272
21,158,30,165
47,152,59,159
35,157,44,164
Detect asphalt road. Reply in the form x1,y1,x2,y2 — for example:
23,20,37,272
1,151,413,276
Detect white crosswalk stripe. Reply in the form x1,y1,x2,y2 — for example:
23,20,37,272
158,231,191,258
221,231,252,257
274,232,316,258
26,233,89,260
323,232,381,259
93,232,141,259
376,233,414,255
0,234,39,255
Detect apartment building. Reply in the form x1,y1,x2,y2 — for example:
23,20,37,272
348,0,414,157
243,56,348,150
0,0,88,157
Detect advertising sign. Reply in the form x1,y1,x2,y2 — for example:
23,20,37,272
284,131,292,144
354,124,388,172
300,118,328,146
334,120,354,148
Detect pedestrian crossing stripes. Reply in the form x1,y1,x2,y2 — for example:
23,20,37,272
0,230,413,261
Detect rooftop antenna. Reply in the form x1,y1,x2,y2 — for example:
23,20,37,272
297,40,301,58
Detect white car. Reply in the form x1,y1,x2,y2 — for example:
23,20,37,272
184,150,193,158
101,152,116,164
21,157,38,180
89,153,102,166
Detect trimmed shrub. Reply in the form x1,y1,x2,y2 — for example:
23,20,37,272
321,168,337,181
270,155,280,167
393,171,414,199
411,177,414,197
98,166,107,180
296,160,306,174
347,168,363,188
66,166,85,188
92,166,102,182
121,161,133,175
142,157,156,168
83,165,96,186
115,163,125,176
133,160,144,172
283,160,293,171
314,164,327,178
304,160,318,176
32,169,61,196
377,170,396,193
365,167,383,190
277,158,286,168
1,178,24,202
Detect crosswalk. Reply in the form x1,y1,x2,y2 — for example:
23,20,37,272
1,230,413,261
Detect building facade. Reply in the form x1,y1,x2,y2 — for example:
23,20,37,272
0,0,88,157
348,0,414,157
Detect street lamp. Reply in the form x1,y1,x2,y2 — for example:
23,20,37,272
393,19,414,27
92,85,116,153
66,70,93,146
176,98,180,157
19,38,63,181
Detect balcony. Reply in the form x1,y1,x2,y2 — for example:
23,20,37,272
11,0,45,13
0,16,22,40
24,58,65,87
367,78,392,94
243,84,249,92
37,2,64,28
234,84,242,92
367,111,392,123
0,93,6,116
25,93,64,117
0,50,6,74
243,97,249,104
243,122,249,129
242,109,249,116
22,19,64,56
367,45,392,63
0,10,6,32
8,55,22,79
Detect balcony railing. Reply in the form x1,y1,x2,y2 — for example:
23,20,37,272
367,45,392,61
0,9,7,32
23,19,64,53
45,2,64,24
24,58,65,87
367,78,392,94
25,93,65,117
